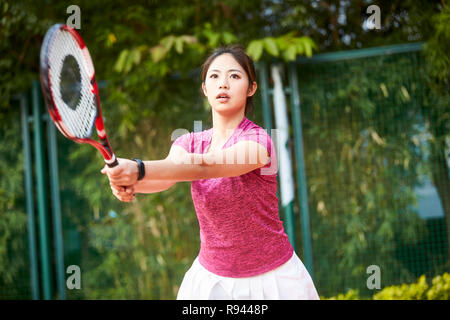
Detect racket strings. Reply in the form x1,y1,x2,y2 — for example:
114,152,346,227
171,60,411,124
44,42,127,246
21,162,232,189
48,30,97,139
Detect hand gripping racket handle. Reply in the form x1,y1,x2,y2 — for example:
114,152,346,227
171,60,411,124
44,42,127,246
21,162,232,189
104,156,134,197
106,157,119,168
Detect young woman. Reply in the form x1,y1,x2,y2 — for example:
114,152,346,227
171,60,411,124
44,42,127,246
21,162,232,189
101,45,320,300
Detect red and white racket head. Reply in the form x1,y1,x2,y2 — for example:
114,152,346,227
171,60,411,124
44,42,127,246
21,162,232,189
39,24,117,167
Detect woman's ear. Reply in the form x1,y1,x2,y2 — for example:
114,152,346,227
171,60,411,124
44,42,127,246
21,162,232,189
202,82,207,97
247,81,257,97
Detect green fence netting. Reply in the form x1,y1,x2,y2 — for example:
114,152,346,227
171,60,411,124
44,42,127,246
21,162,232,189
291,45,449,298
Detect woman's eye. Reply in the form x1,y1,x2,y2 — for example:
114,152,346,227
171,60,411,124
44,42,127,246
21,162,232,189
231,74,240,79
210,74,218,78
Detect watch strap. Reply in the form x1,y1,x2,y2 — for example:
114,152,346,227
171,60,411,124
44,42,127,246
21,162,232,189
132,158,145,181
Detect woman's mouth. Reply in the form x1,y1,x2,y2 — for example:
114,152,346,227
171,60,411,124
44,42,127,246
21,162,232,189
216,93,230,103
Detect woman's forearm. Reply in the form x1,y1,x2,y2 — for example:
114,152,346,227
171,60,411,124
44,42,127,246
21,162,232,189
102,141,266,186
134,179,176,193
143,153,210,182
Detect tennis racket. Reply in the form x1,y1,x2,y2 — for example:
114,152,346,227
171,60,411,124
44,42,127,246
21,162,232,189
39,23,118,168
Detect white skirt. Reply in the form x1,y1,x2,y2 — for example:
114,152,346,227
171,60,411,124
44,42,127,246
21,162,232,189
177,251,320,300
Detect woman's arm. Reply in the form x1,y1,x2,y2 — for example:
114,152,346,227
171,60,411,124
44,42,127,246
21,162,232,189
133,179,176,194
108,179,176,202
101,141,270,185
144,141,270,180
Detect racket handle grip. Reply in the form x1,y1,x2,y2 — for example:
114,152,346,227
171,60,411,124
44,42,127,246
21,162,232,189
106,157,119,168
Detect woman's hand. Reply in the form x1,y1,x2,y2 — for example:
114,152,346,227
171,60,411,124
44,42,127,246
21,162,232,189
110,183,135,202
101,158,139,186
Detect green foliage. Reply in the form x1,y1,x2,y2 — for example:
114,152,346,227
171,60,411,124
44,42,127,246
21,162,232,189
424,5,450,86
0,104,29,298
373,275,429,300
373,273,450,300
247,33,317,61
0,1,53,112
113,30,317,75
426,273,450,300
323,289,360,300
324,273,450,300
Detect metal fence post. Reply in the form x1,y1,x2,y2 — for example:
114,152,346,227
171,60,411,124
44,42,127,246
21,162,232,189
31,80,53,299
288,63,314,279
258,61,285,234
19,93,40,299
257,61,274,133
47,112,66,300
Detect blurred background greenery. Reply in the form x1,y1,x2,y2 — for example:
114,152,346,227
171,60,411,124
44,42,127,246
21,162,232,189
0,0,448,299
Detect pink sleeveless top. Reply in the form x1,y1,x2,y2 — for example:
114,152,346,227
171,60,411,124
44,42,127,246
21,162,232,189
172,116,293,277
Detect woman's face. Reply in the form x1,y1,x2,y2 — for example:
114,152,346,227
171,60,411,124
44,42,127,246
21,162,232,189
202,53,256,117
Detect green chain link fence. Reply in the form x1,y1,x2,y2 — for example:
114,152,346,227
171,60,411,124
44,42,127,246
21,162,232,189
289,43,449,298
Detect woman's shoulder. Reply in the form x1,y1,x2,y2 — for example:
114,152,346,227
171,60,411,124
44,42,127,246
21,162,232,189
236,118,277,170
238,118,273,146
172,127,212,153
240,118,270,137
173,127,212,141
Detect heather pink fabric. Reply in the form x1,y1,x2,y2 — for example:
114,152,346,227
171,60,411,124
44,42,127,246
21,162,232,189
172,116,293,277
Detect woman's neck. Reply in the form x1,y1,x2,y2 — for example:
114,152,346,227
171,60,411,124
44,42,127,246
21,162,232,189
211,111,245,144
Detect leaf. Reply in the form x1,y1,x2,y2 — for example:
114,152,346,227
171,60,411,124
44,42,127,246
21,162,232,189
301,37,317,57
263,37,279,57
150,45,166,63
114,49,129,72
174,37,183,54
222,31,236,44
370,130,385,146
107,33,117,46
124,56,133,73
202,28,220,47
160,35,175,52
209,33,220,47
303,40,313,57
131,48,141,65
180,35,197,44
275,36,290,51
246,40,264,61
295,41,304,55
282,44,297,61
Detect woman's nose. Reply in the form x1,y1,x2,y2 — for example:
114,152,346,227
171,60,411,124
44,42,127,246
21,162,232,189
219,77,229,89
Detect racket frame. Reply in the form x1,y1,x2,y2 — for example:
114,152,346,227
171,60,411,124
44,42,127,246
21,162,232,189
40,24,118,167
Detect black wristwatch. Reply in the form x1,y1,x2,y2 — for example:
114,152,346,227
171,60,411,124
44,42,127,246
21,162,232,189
132,158,146,181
